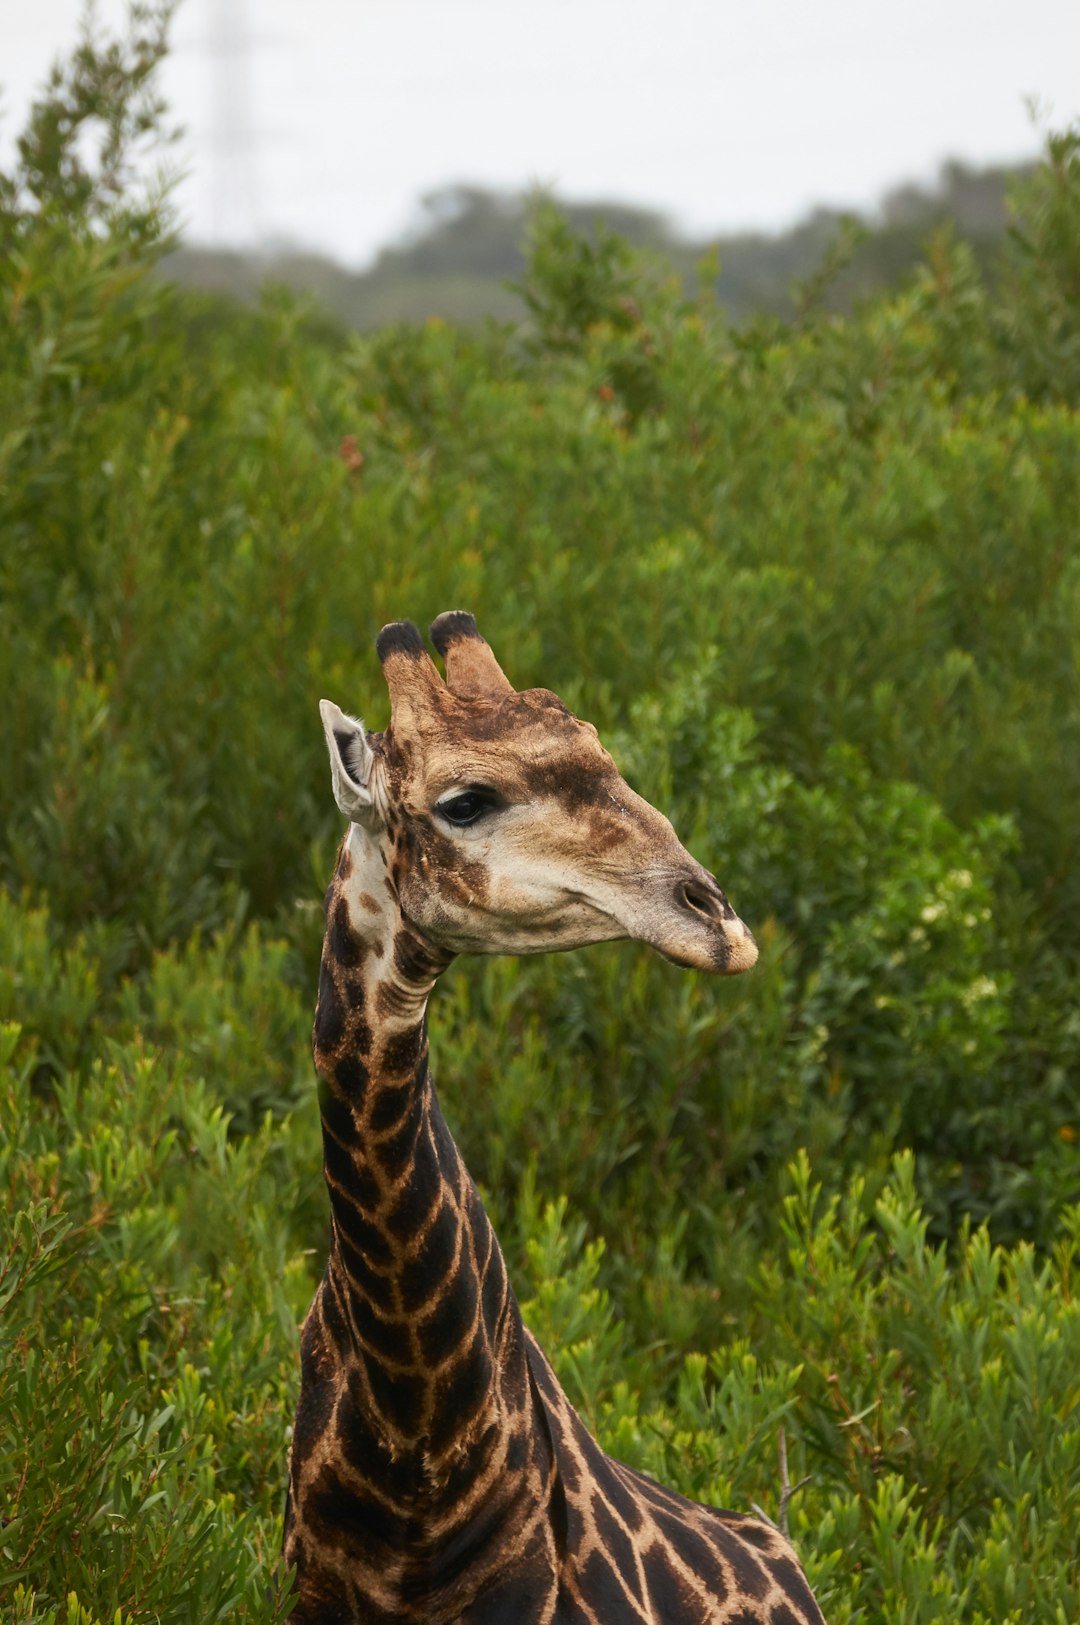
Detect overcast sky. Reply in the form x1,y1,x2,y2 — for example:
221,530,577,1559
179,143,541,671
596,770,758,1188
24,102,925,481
5,0,1079,266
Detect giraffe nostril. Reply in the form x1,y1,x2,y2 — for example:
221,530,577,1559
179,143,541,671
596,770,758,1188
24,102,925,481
677,881,720,920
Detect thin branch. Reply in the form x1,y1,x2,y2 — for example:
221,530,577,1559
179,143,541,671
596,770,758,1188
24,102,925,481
752,1427,813,1539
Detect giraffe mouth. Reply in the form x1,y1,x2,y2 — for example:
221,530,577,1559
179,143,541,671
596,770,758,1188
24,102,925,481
656,924,758,975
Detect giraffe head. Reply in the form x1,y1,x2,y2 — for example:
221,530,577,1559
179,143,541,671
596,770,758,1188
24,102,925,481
320,612,757,975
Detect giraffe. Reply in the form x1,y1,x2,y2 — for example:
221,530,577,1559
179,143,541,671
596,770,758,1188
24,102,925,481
283,611,825,1625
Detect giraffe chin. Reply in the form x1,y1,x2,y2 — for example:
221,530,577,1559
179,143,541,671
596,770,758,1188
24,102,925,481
721,925,760,974
656,926,759,975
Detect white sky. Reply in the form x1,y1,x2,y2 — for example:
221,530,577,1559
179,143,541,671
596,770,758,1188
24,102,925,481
4,0,1078,266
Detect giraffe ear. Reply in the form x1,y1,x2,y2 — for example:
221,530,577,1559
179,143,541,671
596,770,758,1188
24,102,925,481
320,700,377,824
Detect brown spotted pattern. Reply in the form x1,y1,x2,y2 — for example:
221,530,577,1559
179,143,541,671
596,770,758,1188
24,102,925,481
283,615,824,1624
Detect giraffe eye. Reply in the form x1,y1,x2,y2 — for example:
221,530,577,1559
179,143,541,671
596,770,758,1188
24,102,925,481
436,789,498,828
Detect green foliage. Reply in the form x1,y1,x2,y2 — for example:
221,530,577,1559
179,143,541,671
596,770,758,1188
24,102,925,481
516,1155,1080,1624
0,1014,304,1622
2,11,1079,1618
2,1,173,244
1001,126,1080,403
5,929,1076,1619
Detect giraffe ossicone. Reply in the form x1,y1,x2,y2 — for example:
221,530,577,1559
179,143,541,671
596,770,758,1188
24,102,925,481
284,613,824,1625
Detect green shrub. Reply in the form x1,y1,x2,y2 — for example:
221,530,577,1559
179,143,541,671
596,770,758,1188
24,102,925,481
0,1014,304,1621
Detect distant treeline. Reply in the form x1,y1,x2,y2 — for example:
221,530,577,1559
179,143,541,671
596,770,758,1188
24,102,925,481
164,159,1030,328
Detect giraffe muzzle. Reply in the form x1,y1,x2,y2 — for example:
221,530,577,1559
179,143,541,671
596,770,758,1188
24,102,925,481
656,873,758,974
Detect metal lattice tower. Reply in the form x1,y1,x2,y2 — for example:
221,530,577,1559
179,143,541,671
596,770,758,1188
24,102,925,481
206,0,261,244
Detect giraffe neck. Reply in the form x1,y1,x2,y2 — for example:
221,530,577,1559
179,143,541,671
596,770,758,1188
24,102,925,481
311,825,525,1473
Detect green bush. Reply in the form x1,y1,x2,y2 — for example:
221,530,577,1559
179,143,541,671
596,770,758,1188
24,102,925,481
0,1007,304,1622
2,10,1078,1619
3,936,1076,1621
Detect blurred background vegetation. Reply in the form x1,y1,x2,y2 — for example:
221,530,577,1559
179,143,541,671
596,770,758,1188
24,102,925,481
164,157,1029,330
1,7,1078,1623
